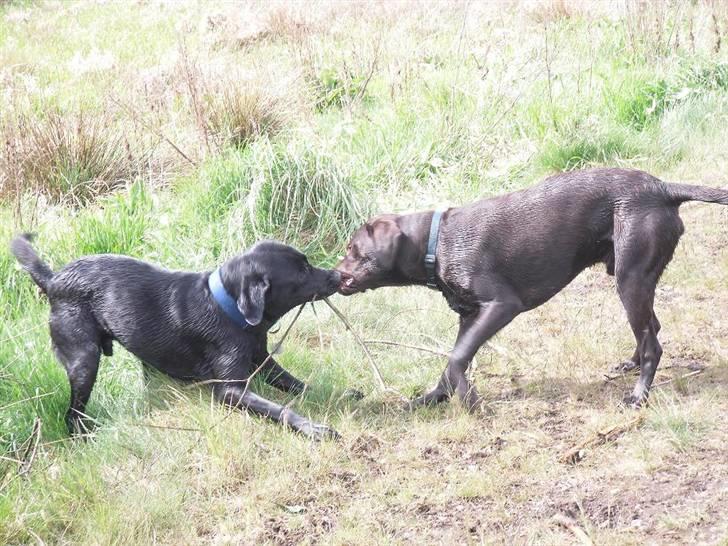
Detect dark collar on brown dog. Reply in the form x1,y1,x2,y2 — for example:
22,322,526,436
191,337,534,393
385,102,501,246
425,208,447,289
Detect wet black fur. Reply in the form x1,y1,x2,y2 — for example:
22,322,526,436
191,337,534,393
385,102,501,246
11,237,341,440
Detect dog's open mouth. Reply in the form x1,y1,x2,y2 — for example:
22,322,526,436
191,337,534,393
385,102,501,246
337,272,359,295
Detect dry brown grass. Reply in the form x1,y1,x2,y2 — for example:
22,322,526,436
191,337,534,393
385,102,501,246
0,108,148,206
205,80,287,150
175,43,294,155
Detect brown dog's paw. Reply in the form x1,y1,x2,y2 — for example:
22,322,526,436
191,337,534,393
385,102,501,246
621,394,647,410
459,392,495,416
612,360,640,374
406,389,450,411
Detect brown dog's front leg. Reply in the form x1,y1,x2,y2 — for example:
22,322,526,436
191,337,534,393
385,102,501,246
212,383,339,440
411,300,522,411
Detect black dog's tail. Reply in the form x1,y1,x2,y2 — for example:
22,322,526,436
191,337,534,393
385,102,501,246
666,182,728,205
10,233,54,293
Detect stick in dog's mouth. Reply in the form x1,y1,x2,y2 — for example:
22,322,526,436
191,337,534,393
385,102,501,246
336,272,359,294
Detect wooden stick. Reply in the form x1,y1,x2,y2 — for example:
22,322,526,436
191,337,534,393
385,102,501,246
18,418,41,477
324,298,388,392
552,514,594,546
364,339,450,358
324,298,408,401
561,414,645,464
653,368,703,388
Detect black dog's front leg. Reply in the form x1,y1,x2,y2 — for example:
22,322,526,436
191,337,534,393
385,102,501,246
212,383,339,440
256,352,306,394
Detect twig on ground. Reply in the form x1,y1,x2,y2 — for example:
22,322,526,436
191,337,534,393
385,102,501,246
0,391,55,412
364,339,450,358
18,418,41,477
0,454,24,465
129,423,201,433
0,323,44,345
324,298,386,391
560,414,645,465
605,366,705,385
551,513,594,546
652,368,703,388
324,298,406,401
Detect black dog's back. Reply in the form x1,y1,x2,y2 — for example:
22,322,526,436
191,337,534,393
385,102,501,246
11,235,342,439
50,254,216,378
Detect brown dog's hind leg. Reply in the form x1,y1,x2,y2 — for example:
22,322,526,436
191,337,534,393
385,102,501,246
411,299,522,411
618,284,662,408
615,210,681,407
613,312,661,374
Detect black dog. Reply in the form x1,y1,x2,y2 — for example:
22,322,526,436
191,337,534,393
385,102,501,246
336,168,728,410
12,236,341,440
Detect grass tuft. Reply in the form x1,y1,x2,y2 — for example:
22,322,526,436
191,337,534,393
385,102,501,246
247,141,368,264
74,180,151,256
0,109,147,205
537,124,639,172
205,81,286,150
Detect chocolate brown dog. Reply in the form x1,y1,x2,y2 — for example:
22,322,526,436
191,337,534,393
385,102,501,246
337,168,728,410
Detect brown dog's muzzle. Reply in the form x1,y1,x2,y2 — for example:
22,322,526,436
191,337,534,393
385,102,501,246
336,270,358,295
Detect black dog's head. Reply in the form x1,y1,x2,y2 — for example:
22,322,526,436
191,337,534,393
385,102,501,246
221,241,340,326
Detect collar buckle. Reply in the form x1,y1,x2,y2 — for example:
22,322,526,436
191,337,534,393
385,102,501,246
424,208,447,290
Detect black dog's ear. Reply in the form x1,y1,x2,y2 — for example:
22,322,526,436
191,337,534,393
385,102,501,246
237,276,270,326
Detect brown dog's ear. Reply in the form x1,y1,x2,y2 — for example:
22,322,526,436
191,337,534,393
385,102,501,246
237,276,270,326
365,223,374,237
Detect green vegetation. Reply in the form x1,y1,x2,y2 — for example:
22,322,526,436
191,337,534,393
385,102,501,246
1,1,727,543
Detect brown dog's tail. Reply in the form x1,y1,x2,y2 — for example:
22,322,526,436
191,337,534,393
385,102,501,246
666,182,728,205
10,233,54,293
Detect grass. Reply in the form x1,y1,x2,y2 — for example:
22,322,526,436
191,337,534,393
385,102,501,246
1,0,728,544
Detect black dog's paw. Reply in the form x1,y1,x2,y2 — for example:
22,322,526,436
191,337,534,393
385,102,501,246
66,417,97,439
341,388,365,401
300,422,340,442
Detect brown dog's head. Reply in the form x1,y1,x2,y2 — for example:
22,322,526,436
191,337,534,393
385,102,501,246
336,215,407,295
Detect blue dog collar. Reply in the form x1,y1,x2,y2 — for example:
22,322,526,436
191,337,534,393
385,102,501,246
425,208,447,289
208,268,252,329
